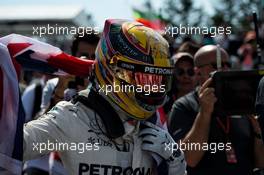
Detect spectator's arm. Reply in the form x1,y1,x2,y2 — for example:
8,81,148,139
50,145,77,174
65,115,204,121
173,78,216,167
250,116,264,168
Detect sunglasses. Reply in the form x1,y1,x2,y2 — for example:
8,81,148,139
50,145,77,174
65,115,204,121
175,68,195,77
198,62,231,69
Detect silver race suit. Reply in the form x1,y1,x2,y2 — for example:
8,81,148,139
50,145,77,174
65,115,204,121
24,89,186,175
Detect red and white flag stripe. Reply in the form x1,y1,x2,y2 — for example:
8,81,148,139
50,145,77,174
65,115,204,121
0,34,95,174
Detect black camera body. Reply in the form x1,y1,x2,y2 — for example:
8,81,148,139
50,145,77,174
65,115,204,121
211,70,264,117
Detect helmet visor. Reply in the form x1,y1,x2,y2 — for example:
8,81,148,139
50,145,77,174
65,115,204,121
112,60,173,105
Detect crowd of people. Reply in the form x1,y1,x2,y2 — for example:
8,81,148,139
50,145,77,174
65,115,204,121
0,18,264,175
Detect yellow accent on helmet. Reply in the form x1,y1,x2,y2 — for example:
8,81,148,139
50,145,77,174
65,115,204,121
94,19,173,120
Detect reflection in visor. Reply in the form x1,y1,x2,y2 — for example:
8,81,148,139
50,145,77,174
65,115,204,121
111,60,173,106
135,72,163,91
114,68,171,106
115,68,170,93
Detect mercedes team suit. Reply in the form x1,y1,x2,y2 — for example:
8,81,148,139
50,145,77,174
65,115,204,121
24,88,186,175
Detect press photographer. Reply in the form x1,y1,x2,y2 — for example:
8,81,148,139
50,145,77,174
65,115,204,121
169,45,264,175
256,76,264,143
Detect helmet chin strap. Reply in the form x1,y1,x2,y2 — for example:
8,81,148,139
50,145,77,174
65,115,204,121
216,44,222,70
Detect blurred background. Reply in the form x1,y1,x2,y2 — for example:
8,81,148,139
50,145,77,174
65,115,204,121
1,2,263,174
0,0,263,65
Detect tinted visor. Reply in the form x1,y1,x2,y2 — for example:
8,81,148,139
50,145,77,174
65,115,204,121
113,60,173,105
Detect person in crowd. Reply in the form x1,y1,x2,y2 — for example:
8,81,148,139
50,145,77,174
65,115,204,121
22,72,50,122
159,52,196,119
171,52,197,101
256,76,264,143
169,45,264,175
22,73,53,175
23,19,186,175
40,31,100,115
238,31,258,70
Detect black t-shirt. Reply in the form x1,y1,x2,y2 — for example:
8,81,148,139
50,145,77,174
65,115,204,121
256,77,264,109
168,90,255,175
256,76,264,143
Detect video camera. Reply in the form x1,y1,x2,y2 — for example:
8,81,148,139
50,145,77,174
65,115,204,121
211,70,264,143
211,70,264,117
